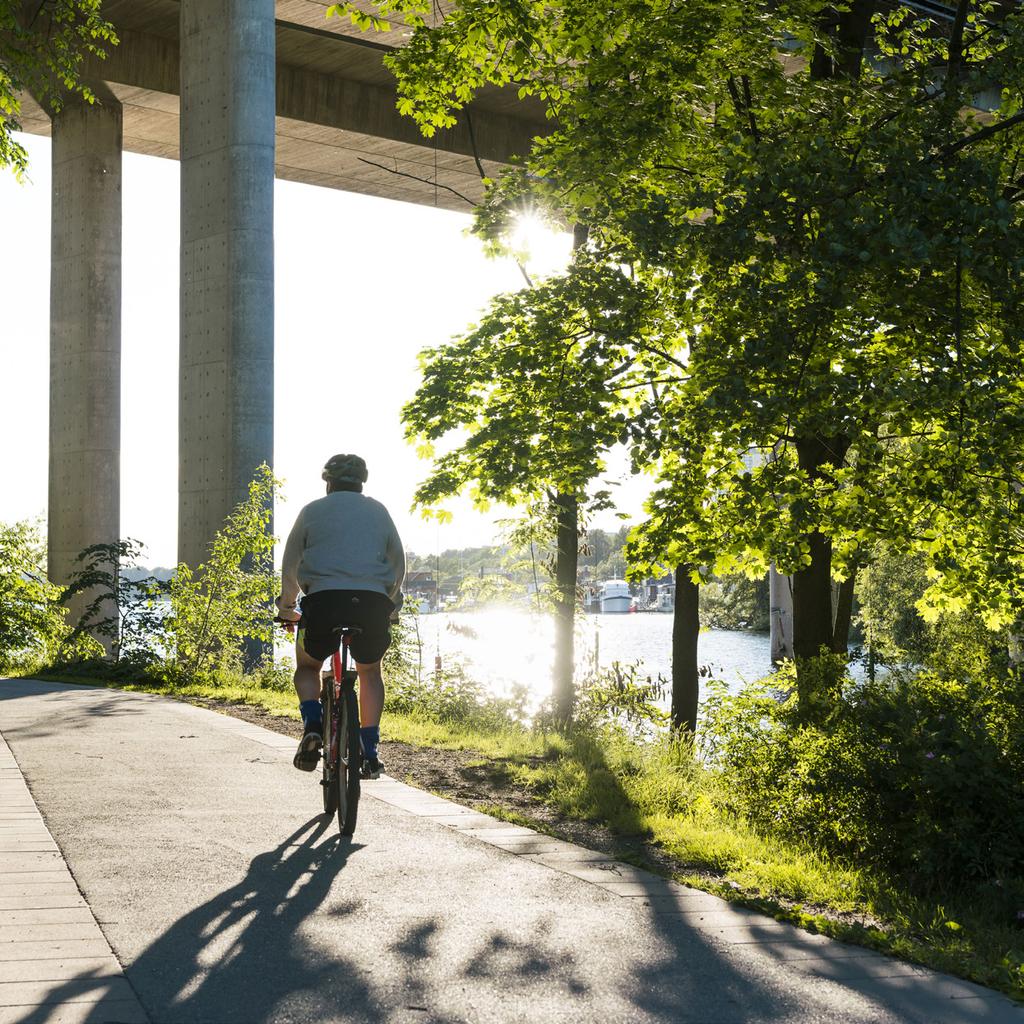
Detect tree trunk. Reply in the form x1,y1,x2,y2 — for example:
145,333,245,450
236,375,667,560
552,492,578,722
810,1,876,81
791,435,849,718
830,568,858,655
791,529,835,662
671,565,700,736
835,0,876,79
791,529,841,718
548,223,589,721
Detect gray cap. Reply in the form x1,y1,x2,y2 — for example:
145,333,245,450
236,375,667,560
322,453,368,484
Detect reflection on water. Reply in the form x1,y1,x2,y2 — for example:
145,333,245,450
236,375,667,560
413,609,773,705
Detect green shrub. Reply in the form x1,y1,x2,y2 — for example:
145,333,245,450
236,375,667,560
567,660,668,733
58,539,170,666
382,607,425,687
0,520,98,673
161,466,279,684
702,669,1024,888
384,661,531,731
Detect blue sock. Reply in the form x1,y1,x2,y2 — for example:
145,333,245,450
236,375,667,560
300,700,322,730
360,725,380,760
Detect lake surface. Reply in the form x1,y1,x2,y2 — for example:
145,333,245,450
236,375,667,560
409,609,773,706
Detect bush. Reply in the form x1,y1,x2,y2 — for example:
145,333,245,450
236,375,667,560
384,661,530,731
59,539,169,666
701,668,1024,889
382,607,425,687
0,520,97,672
161,466,279,684
568,660,668,733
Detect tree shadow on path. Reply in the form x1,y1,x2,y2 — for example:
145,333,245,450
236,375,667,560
13,816,381,1024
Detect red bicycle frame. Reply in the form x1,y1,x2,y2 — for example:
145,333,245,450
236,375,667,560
328,634,353,770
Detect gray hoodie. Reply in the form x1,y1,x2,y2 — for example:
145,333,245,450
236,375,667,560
279,491,405,614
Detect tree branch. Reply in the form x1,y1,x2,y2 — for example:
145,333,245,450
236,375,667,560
356,156,475,207
463,108,488,181
931,110,1024,162
635,340,688,370
610,376,688,391
947,0,971,79
741,75,761,142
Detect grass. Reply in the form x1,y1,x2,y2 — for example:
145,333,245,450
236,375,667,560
384,713,549,760
19,666,1024,1001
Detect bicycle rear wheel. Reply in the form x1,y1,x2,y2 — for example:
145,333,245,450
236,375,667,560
320,679,339,816
337,680,361,836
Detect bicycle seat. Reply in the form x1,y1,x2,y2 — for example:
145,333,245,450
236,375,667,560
331,625,364,636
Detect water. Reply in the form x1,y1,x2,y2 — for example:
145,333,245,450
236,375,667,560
409,609,772,705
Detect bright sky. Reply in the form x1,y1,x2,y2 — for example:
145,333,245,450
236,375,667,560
0,133,649,568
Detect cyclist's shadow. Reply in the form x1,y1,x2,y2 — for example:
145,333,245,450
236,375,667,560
121,815,377,1023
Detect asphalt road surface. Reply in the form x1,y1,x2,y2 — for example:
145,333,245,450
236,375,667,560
2,678,1022,1024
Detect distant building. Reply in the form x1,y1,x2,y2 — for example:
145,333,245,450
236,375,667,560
404,571,438,611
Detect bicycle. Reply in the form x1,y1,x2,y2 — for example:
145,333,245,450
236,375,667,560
275,618,362,836
320,625,362,836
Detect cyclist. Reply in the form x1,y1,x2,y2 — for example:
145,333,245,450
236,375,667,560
275,453,405,779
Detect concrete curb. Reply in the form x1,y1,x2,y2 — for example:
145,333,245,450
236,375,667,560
0,731,149,1024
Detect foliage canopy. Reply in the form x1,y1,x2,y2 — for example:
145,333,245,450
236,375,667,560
0,0,116,176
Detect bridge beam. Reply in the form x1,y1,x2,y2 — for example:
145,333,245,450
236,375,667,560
178,0,276,569
48,88,123,641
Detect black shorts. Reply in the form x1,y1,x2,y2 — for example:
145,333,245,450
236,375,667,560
297,590,394,664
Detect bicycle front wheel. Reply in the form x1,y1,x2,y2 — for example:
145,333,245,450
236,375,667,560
337,684,361,836
321,681,339,816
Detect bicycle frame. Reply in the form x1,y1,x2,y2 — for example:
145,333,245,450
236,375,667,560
327,636,351,772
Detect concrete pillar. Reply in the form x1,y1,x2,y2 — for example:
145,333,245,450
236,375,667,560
178,0,275,569
48,89,122,635
769,564,794,665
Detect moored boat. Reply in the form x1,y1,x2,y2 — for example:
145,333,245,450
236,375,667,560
599,579,632,614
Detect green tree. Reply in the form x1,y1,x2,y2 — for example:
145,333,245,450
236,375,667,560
855,543,1009,683
615,1,1024,714
163,466,279,683
1,0,116,176
403,254,667,719
343,0,1024,718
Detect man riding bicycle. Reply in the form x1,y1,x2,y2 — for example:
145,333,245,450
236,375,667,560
275,454,405,779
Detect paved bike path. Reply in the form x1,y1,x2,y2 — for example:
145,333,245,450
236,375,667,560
1,678,1021,1024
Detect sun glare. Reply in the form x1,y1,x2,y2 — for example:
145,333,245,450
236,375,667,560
510,212,574,277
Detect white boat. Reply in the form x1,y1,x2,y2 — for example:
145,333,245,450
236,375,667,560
656,584,674,613
599,579,632,614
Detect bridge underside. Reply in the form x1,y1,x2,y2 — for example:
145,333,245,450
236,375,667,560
22,0,545,618
18,1,544,211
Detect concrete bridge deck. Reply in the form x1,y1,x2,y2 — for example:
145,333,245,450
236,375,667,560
18,0,546,211
1,678,1022,1024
